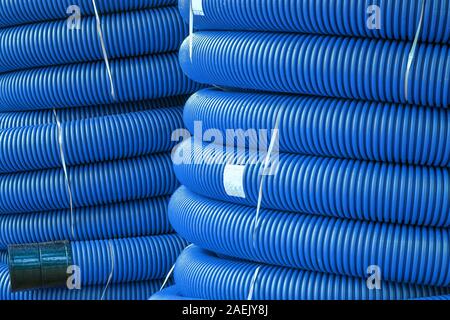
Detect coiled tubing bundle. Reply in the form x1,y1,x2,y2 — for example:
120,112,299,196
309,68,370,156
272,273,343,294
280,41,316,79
159,0,450,300
0,0,198,299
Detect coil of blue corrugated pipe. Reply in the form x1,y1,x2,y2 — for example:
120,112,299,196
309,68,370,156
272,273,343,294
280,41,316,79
0,0,176,28
0,7,187,73
150,286,197,300
173,139,450,227
0,196,172,249
0,53,202,112
0,153,177,214
0,95,188,129
179,32,450,108
0,107,183,173
172,246,450,300
0,264,162,300
169,186,450,287
179,0,450,44
184,89,450,167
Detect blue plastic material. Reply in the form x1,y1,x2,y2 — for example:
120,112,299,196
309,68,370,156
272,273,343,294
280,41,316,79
173,139,450,227
184,89,450,167
0,251,8,265
169,187,450,287
71,234,188,286
0,264,162,300
0,7,187,73
416,294,450,300
179,0,450,44
0,53,202,112
0,107,183,173
173,246,450,300
0,0,176,28
0,96,188,129
150,286,197,300
0,197,173,249
0,153,178,214
180,32,450,108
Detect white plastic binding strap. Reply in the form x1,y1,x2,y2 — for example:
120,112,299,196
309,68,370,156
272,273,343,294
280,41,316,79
53,109,75,239
223,164,246,198
189,0,204,61
252,113,281,249
247,266,261,300
405,0,427,103
158,244,195,294
100,240,115,300
92,0,116,100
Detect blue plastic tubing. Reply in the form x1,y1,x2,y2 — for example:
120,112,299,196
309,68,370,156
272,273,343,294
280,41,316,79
71,234,188,286
150,286,197,300
0,7,187,74
172,246,450,300
417,294,450,300
0,0,176,28
0,196,173,249
0,153,177,214
178,0,450,44
179,32,450,108
184,89,450,167
173,139,450,227
0,95,188,129
0,251,7,264
0,107,183,173
0,53,202,112
0,264,162,300
169,187,450,287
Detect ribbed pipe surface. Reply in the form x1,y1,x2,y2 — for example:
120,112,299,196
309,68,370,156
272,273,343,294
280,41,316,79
173,246,450,300
0,53,202,112
72,234,188,286
0,7,187,73
0,251,7,265
0,107,183,173
179,0,450,44
169,187,450,287
0,0,176,28
150,285,195,300
180,32,450,108
184,88,450,167
0,264,162,300
0,95,188,129
173,139,450,227
0,196,172,249
0,153,178,214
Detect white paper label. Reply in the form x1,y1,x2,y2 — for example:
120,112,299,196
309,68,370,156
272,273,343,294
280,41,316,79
192,0,205,16
223,164,246,198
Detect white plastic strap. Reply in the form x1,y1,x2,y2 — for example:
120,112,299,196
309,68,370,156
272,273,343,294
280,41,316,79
92,0,116,100
189,0,204,61
405,0,427,103
189,1,194,61
223,164,246,198
158,244,195,293
159,264,176,291
100,240,115,300
192,0,205,16
247,266,261,300
252,114,281,249
53,109,75,239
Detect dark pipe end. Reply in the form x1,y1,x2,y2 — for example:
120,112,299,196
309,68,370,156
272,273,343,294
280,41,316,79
8,241,73,292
